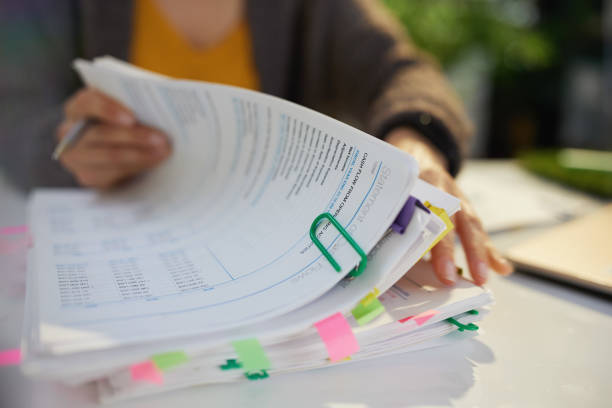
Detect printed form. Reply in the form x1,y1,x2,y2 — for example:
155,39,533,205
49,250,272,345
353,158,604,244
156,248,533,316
28,58,419,353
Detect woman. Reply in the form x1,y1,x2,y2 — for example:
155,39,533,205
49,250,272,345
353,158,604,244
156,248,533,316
0,0,512,285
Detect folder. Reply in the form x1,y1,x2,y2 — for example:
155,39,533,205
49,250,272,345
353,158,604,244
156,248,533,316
506,204,612,295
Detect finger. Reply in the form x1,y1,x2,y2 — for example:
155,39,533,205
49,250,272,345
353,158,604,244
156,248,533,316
64,88,136,126
485,241,514,276
56,119,76,142
61,144,169,170
430,229,457,286
72,167,128,190
455,201,490,286
81,124,169,151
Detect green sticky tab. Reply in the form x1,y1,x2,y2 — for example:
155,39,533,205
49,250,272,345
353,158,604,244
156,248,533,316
351,297,385,326
151,351,189,371
231,338,270,371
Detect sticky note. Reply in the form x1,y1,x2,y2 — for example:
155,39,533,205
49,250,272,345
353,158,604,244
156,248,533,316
359,288,380,307
0,349,21,366
130,361,164,385
351,297,385,326
421,202,454,256
399,310,438,326
0,225,28,235
231,338,270,371
417,310,439,325
398,315,414,324
400,309,438,326
314,312,359,362
151,351,189,371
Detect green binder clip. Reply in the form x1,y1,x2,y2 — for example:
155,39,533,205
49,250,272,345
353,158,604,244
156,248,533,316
219,359,242,370
446,310,479,332
310,212,367,278
244,370,269,380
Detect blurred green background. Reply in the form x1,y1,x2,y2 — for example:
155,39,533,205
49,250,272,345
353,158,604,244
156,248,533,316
383,0,607,158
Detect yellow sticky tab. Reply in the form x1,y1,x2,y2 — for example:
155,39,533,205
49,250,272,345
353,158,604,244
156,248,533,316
359,288,380,306
421,201,454,256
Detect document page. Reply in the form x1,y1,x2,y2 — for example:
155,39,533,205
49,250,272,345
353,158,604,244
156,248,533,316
28,58,419,353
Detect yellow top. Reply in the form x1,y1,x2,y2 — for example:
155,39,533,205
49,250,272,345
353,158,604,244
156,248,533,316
129,0,259,90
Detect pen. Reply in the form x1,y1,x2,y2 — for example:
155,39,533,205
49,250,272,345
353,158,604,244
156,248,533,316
52,118,95,160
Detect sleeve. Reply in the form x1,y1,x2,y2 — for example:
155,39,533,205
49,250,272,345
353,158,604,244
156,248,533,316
0,0,79,190
300,0,473,176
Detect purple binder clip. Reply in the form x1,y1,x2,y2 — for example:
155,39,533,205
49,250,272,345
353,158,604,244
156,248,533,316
390,196,429,234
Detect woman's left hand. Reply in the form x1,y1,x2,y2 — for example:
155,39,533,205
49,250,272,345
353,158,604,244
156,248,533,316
385,127,513,286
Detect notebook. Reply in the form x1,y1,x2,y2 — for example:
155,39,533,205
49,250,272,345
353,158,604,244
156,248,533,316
506,204,612,295
19,58,492,402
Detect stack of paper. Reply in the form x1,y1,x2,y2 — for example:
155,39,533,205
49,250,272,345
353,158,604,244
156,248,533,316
20,58,492,403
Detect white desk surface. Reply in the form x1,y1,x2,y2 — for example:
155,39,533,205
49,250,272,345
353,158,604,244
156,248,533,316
1,161,611,408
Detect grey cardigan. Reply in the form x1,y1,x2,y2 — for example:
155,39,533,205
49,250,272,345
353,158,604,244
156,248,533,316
0,0,472,190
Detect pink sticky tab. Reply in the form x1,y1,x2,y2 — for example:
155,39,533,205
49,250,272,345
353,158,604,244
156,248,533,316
413,309,438,326
0,225,31,254
314,312,359,362
130,361,164,385
0,225,29,235
0,349,21,366
0,237,30,254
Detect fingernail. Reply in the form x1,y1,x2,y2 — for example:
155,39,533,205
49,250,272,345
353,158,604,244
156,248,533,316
443,260,456,284
149,133,165,147
117,112,135,126
498,257,514,275
476,261,489,284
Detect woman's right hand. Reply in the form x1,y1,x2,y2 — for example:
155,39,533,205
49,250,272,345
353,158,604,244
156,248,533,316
56,87,171,189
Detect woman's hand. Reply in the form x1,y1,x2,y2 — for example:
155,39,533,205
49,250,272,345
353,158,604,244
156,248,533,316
56,88,171,189
385,127,513,285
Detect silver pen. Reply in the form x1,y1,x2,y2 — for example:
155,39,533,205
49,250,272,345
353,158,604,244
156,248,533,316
52,118,95,160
